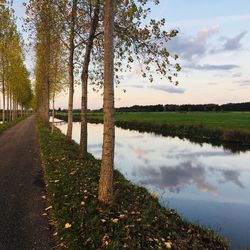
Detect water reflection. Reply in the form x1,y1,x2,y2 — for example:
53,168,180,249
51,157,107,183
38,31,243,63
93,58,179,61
219,170,245,189
57,122,250,248
136,162,219,196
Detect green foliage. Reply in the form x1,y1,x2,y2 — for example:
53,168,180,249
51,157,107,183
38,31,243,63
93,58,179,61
37,120,228,250
26,0,67,116
88,0,181,90
0,5,32,110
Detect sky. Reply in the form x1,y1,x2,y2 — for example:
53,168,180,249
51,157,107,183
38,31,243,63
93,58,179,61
13,0,250,109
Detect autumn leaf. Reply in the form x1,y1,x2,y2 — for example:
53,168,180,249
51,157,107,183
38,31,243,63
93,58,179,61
165,241,172,249
45,205,52,211
64,223,72,229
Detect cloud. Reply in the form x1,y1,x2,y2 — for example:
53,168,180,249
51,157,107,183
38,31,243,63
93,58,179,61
221,31,247,51
232,73,242,78
149,85,185,94
128,84,145,89
125,84,185,94
186,64,239,71
166,27,246,61
207,82,219,85
235,80,250,86
166,26,219,59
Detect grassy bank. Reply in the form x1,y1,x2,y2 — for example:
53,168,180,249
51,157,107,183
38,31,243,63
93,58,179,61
56,112,250,151
0,116,28,134
37,120,228,249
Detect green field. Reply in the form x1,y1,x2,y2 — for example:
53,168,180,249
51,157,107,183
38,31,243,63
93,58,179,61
87,112,250,132
55,111,250,147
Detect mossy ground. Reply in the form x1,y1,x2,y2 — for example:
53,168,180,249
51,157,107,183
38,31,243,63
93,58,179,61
37,120,229,250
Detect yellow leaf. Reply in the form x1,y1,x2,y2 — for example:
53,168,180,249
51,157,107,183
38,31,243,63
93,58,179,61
165,241,172,249
64,223,72,229
45,206,52,211
111,218,119,223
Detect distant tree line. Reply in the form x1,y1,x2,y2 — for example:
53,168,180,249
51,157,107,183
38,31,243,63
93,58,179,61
84,102,250,113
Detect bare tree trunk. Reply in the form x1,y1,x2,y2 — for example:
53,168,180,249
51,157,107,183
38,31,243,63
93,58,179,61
7,90,9,122
1,88,5,123
51,93,55,133
79,0,100,159
79,57,88,158
1,61,5,124
10,92,12,121
98,0,115,204
66,0,77,140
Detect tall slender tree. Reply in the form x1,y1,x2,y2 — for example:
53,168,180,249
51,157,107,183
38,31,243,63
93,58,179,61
79,0,101,158
66,0,78,139
27,0,65,124
98,0,115,204
77,0,180,159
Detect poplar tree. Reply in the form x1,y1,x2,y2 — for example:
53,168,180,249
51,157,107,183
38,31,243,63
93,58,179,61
78,0,180,159
98,0,115,204
0,2,32,122
27,0,65,124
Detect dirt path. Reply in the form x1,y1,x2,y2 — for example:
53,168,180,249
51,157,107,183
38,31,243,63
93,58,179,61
0,116,53,250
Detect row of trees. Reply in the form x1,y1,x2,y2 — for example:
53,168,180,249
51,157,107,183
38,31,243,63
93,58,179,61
27,0,179,203
0,2,32,123
109,103,250,112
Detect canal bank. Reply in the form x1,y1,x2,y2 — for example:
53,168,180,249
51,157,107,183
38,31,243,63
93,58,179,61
38,119,228,249
54,120,250,249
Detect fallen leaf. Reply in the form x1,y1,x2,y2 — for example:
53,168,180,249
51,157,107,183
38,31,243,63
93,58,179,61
45,206,52,211
64,223,72,229
165,241,172,249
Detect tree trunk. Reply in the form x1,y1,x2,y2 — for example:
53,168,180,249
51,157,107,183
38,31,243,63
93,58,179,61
79,57,88,158
1,56,5,124
66,0,77,140
98,0,115,204
7,90,9,122
1,86,5,123
51,93,55,133
79,0,100,158
10,92,12,121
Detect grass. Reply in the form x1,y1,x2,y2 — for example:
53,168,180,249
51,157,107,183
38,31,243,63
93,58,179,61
37,119,229,250
57,112,250,132
88,112,250,132
0,116,27,134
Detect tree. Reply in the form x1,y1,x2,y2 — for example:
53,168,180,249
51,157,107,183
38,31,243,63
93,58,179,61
98,0,115,204
77,0,180,159
0,3,32,121
27,0,65,124
54,0,80,139
79,0,101,158
66,0,78,139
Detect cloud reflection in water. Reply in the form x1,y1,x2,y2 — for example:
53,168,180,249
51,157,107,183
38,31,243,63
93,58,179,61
136,162,219,196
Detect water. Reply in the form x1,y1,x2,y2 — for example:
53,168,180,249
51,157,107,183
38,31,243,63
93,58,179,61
56,122,250,249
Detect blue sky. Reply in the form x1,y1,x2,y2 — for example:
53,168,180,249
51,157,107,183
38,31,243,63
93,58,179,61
13,0,250,109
